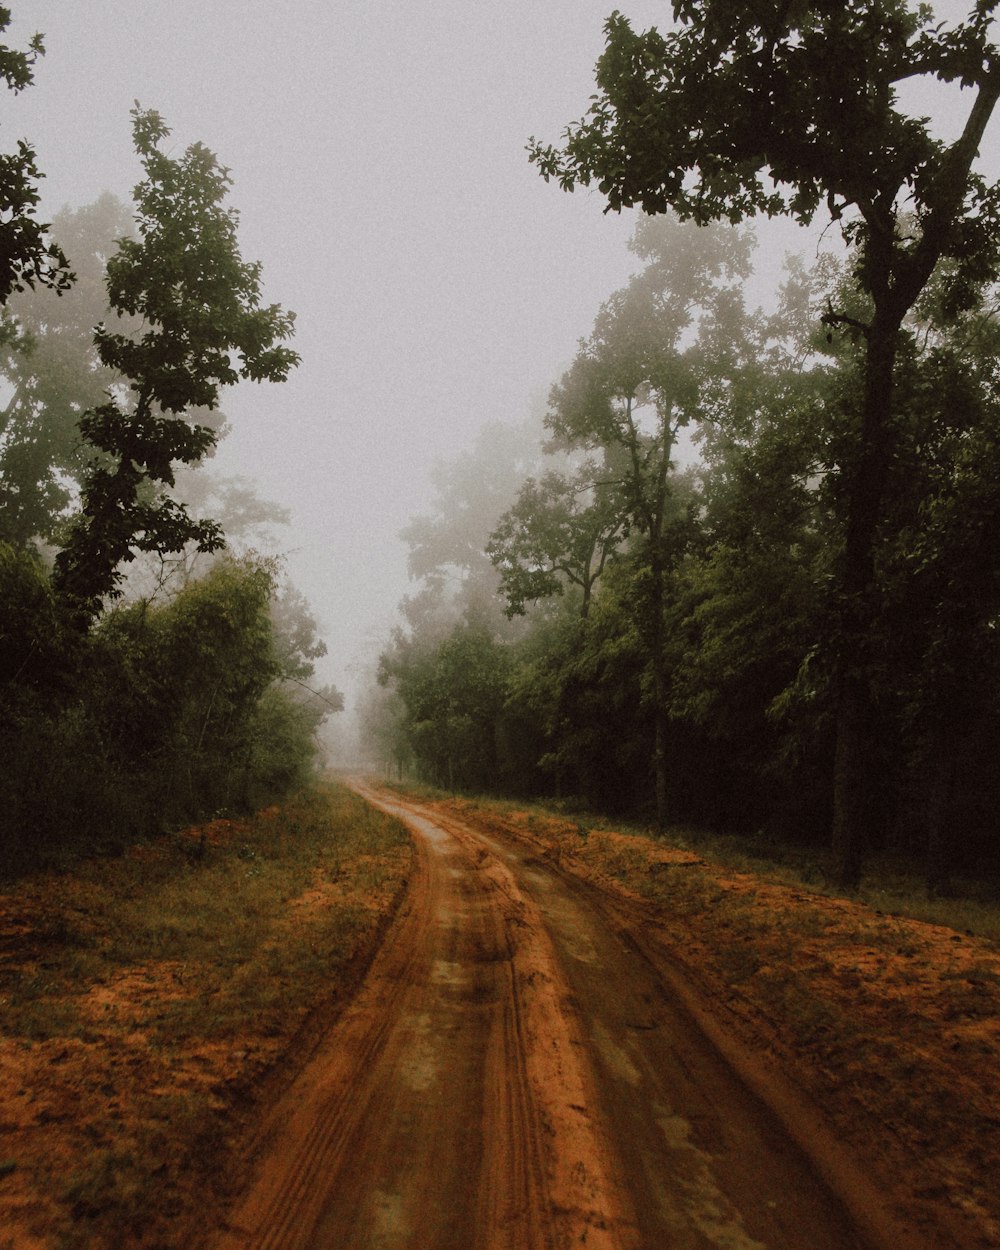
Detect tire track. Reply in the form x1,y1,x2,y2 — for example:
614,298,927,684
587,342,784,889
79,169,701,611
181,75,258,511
216,782,900,1250
210,783,636,1250
212,802,437,1250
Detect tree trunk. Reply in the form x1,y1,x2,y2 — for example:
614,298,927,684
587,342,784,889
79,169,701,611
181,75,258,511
831,672,870,890
830,306,901,889
924,730,959,897
652,699,669,836
649,548,669,836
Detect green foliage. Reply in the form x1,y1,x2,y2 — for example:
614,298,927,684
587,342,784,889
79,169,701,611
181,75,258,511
0,81,328,880
0,7,73,302
488,460,627,618
531,1,1000,884
0,553,332,875
0,195,136,545
0,540,76,691
53,106,299,620
373,205,1000,887
530,3,1000,275
380,619,511,793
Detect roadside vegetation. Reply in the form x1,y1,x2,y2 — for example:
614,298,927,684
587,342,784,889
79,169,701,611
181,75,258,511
0,24,338,876
0,782,412,1250
388,780,1000,942
369,205,1000,902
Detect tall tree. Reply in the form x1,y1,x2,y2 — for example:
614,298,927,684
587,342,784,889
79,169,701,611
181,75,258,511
53,106,298,622
542,215,752,830
0,195,134,545
399,418,545,630
530,1,1000,885
875,270,1000,889
487,458,627,619
0,7,72,304
378,619,510,793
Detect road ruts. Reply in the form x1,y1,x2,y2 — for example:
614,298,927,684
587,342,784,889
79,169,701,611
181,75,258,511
211,783,636,1250
210,784,928,1250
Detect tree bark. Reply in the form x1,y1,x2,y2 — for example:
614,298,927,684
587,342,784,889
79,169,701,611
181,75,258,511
924,729,959,897
830,306,900,889
831,671,870,890
649,541,669,836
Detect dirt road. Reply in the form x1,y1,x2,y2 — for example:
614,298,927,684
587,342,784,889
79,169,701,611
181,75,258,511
209,785,926,1250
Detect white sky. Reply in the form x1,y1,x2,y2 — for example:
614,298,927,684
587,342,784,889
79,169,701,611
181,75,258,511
4,1,996,715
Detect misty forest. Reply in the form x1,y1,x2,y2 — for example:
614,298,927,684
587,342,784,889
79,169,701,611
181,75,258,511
3,3,1000,894
367,4,1000,899
1,44,339,871
6,4,1000,1249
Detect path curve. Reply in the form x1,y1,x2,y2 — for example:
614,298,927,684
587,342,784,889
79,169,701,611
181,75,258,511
208,784,918,1250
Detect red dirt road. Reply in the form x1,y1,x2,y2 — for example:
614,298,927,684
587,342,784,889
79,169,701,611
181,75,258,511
209,785,930,1250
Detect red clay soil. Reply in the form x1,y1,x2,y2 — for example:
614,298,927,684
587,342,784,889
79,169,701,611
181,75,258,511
428,795,1000,1250
0,808,412,1250
204,784,981,1250
3,789,996,1249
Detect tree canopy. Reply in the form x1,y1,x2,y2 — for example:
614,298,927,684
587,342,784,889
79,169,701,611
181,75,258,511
0,7,72,303
530,0,1000,885
53,106,299,620
1,24,332,874
371,205,1000,892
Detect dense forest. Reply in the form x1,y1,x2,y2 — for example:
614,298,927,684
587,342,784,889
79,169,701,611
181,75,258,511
0,14,338,874
366,2,1000,895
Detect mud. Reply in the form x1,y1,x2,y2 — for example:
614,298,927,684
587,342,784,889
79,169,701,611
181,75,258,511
206,785,948,1250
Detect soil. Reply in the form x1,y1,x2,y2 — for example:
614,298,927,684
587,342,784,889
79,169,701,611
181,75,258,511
0,808,411,1250
205,784,987,1250
1,787,997,1249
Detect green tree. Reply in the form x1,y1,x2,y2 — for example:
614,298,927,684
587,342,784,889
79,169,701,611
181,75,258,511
0,195,134,545
121,469,291,602
542,215,753,829
379,619,510,792
664,257,841,831
502,574,652,809
530,1,1000,883
873,273,1000,889
400,418,545,630
357,676,413,781
488,457,627,619
53,106,298,621
0,6,72,305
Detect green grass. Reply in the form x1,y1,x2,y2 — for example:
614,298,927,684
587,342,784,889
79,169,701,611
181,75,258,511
2,784,409,1039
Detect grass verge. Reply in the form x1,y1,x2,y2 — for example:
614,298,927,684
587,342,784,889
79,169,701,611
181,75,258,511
0,780,411,1250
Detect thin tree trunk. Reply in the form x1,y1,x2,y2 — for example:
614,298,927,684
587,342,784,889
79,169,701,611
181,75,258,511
924,730,959,897
831,308,900,888
649,547,669,836
831,672,870,890
653,700,668,836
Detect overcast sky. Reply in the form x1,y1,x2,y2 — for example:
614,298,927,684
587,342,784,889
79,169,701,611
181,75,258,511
5,1,995,721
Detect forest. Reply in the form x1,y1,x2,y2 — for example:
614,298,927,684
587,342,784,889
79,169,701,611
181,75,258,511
0,16,338,874
4,1,1000,897
5,6,1000,1249
366,2,1000,896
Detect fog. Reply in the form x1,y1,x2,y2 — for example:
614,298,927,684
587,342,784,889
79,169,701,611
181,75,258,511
5,0,993,724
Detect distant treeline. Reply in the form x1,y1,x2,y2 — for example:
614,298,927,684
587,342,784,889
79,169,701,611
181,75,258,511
1,25,335,875
366,215,1000,894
